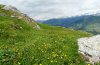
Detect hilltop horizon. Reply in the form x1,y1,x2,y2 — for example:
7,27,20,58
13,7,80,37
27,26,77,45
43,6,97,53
0,0,100,20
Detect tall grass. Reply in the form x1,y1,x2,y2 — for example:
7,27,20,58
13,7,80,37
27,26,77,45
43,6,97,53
0,15,92,65
0,5,92,65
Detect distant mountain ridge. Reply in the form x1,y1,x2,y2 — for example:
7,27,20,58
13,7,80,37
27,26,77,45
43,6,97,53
42,14,100,34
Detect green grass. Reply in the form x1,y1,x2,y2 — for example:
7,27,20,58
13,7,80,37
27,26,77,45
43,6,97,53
0,15,92,65
0,4,92,65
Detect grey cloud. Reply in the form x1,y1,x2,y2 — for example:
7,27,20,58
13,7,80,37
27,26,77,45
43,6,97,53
0,0,100,20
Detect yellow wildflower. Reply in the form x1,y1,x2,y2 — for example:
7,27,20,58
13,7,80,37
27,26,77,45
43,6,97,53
39,64,42,65
65,54,67,57
87,64,91,65
6,54,8,55
50,60,53,63
18,62,21,65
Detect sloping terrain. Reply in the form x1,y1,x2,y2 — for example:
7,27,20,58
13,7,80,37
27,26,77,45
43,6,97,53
0,4,40,29
0,4,92,65
42,15,100,34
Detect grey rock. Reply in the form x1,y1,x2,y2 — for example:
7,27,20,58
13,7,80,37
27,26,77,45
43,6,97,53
34,25,40,30
2,5,40,29
2,5,21,13
78,35,100,64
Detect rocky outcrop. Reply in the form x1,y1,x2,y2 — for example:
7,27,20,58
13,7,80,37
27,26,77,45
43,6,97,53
3,5,21,13
78,35,100,64
2,5,40,29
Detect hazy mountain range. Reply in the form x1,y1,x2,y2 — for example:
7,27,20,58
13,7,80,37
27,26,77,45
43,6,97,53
42,14,100,34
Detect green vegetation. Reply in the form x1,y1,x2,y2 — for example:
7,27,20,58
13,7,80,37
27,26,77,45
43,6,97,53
43,15,100,34
0,5,15,16
0,4,92,65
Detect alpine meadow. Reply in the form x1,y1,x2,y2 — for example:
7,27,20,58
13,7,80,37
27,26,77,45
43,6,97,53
0,4,93,65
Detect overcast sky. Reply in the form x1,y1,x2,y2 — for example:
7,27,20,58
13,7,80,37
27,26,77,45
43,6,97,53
0,0,100,20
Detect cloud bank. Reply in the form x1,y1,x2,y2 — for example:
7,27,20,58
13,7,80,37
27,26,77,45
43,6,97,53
0,0,100,20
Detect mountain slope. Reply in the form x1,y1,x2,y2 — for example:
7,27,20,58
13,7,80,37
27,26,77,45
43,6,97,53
42,14,100,34
0,4,92,65
0,4,40,29
68,15,100,34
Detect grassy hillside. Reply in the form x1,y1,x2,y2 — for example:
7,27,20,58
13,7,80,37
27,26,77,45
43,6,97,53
0,4,92,65
0,4,39,29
